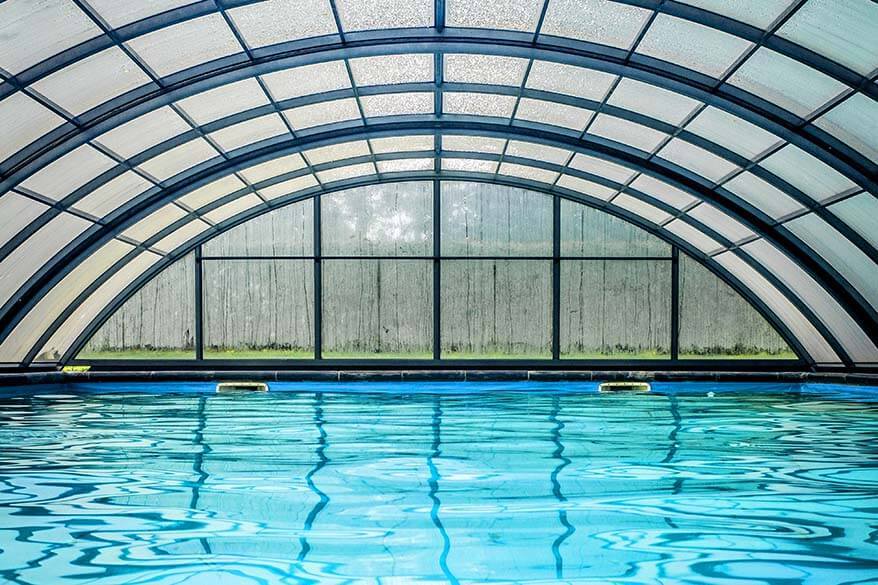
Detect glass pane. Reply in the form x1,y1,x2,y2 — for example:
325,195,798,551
153,218,211,254
202,193,264,225
587,114,669,153
126,13,242,77
526,61,616,101
441,158,499,173
612,193,673,225
514,98,593,131
607,78,701,126
561,260,671,358
240,153,307,183
629,175,698,209
561,199,670,256
208,113,288,153
228,0,338,48
685,106,781,160
0,92,65,164
261,61,350,101
442,135,506,154
316,162,376,184
758,145,857,203
688,203,756,244
321,182,432,255
258,175,319,200
498,162,559,184
376,158,434,173
635,14,753,78
30,47,151,116
349,54,433,86
178,175,247,211
121,203,188,243
665,219,723,255
814,93,878,164
727,48,847,118
73,172,153,219
89,0,198,28
721,171,804,220
138,138,220,182
359,92,434,117
176,78,270,125
0,192,50,249
204,199,312,256
657,138,740,183
444,54,528,86
323,259,432,357
335,0,432,31
78,253,195,359
282,98,362,130
441,181,552,256
505,141,571,165
443,92,517,118
446,0,543,32
96,107,191,160
370,135,434,154
20,145,117,201
304,141,371,165
568,153,636,184
204,260,314,358
677,0,794,29
679,253,793,359
556,175,616,200
441,259,551,358
540,0,652,49
827,193,878,250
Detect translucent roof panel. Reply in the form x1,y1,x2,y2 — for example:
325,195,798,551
121,204,188,243
514,98,593,132
556,175,616,200
95,107,191,160
665,219,724,255
359,92,434,117
72,172,154,218
635,14,753,78
153,218,211,254
0,193,50,249
370,135,434,154
335,0,433,31
505,141,572,166
317,162,377,184
814,94,878,164
137,139,221,182
282,98,362,130
19,145,117,202
827,193,878,250
203,193,264,225
677,0,795,29
0,0,100,75
758,145,858,203
176,78,271,126
443,92,517,118
177,176,247,211
0,92,65,164
30,47,151,116
261,61,351,101
612,193,673,225
445,0,543,32
441,158,499,174
444,54,529,86
688,203,756,244
207,114,289,153
228,0,339,48
657,139,740,183
568,154,637,184
607,78,702,126
87,0,199,28
377,158,435,173
239,154,308,183
630,175,698,209
304,141,371,165
722,172,805,220
258,175,319,200
525,61,617,102
498,162,559,184
685,107,782,161
443,135,507,154
540,0,653,50
349,54,433,86
126,13,242,77
588,115,669,153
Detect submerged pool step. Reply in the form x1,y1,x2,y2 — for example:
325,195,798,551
216,382,269,393
598,381,651,393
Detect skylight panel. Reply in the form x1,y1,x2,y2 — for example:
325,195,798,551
514,98,593,132
208,114,289,153
176,78,271,126
335,0,433,31
88,0,199,28
138,138,221,182
228,0,338,48
0,93,65,164
72,171,154,218
443,93,517,118
685,107,781,160
525,61,617,101
239,154,308,183
444,54,529,86
540,0,653,50
445,0,544,32
349,54,434,86
607,78,701,126
656,139,741,183
177,176,247,211
19,144,117,201
588,115,669,153
282,98,362,130
359,92,434,117
261,61,351,101
95,107,191,160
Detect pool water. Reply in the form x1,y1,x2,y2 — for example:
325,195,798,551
0,382,876,584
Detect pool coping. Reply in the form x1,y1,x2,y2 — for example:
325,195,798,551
1,370,877,387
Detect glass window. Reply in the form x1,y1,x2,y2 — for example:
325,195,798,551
240,153,308,183
138,138,220,182
568,153,636,184
446,0,543,32
0,192,50,249
204,199,313,256
324,260,432,357
540,0,653,50
0,92,65,164
635,14,753,78
514,98,593,131
441,182,552,256
322,182,432,256
258,175,319,200
677,0,794,29
282,98,362,130
359,92,434,117
758,145,857,203
777,0,878,76
204,260,314,358
261,61,350,101
441,260,551,358
88,0,198,28
208,113,289,153
178,176,247,211
228,0,338,48
607,78,701,126
727,48,848,118
73,171,154,218
371,135,434,154
526,61,616,101
562,199,670,256
442,92,517,118
335,0,432,31
679,253,794,359
444,54,529,86
0,0,100,75
588,114,669,153
202,193,264,225
78,253,195,359
557,175,616,200
685,106,781,160
96,107,191,160
721,172,804,220
19,144,117,201
126,13,242,77
30,47,150,116
177,78,270,125
561,260,671,358
827,193,878,250
349,54,433,86
814,93,878,164
656,138,740,183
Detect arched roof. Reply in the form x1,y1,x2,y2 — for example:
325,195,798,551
0,0,876,368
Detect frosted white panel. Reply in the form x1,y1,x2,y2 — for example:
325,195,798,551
0,238,133,363
19,145,116,201
722,172,804,220
827,193,878,250
727,48,847,118
442,135,506,154
261,61,350,100
377,158,434,173
178,176,247,210
126,13,241,77
814,94,878,164
588,114,669,153
441,158,498,174
282,98,361,129
0,192,50,249
445,54,528,86
138,139,220,181
446,0,543,32
612,193,673,225
686,107,781,160
349,54,433,85
505,141,571,165
0,92,64,163
541,0,652,49
177,78,270,125
317,163,377,184
203,193,264,225
630,175,697,209
743,239,878,364
714,251,839,364
443,92,517,118
0,0,100,75
88,0,198,28
258,175,319,200
0,212,92,308
636,14,752,78
122,204,188,243
371,135,434,154
228,0,338,47
556,175,616,200
515,98,593,131
304,141,371,165
665,219,723,255
568,154,636,184
73,171,153,217
30,47,150,116
96,107,191,160
525,61,616,101
498,162,559,184
688,203,756,243
208,114,288,153
607,78,701,126
657,139,740,183
240,154,307,183
36,251,163,362
335,0,432,31
759,145,857,203
678,0,794,29
360,92,434,117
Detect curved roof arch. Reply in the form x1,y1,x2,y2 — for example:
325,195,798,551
0,0,876,368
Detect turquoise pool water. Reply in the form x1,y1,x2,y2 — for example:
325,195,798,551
0,382,876,584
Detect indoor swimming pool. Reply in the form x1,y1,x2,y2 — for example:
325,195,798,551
0,382,875,584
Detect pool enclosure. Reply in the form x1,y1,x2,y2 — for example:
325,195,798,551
0,0,876,372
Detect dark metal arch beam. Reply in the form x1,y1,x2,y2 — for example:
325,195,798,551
45,174,814,368
0,121,872,364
